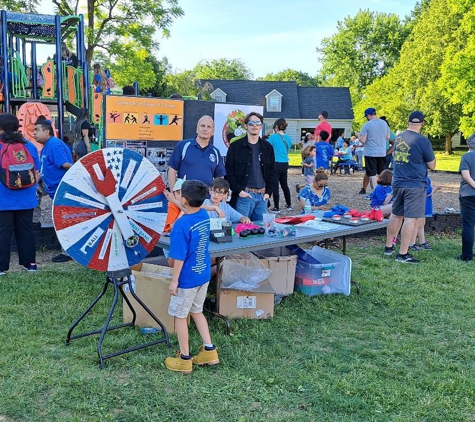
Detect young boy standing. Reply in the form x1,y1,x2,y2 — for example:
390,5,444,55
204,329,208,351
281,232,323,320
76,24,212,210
165,180,219,374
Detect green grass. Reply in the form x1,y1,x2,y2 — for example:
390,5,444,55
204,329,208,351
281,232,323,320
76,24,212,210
1,235,475,421
289,150,463,172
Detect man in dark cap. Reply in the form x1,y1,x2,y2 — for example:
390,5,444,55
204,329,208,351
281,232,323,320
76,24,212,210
313,111,332,143
384,111,436,264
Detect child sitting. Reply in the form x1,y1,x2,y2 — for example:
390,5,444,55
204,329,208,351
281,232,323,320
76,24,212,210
201,178,251,223
336,139,354,175
409,176,441,251
165,180,219,374
370,169,393,217
298,168,331,212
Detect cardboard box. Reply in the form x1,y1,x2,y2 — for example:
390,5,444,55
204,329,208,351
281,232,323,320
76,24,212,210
123,263,180,333
255,247,297,295
218,279,275,319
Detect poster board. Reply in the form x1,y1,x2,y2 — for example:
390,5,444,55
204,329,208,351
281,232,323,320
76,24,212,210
104,95,184,142
213,103,264,156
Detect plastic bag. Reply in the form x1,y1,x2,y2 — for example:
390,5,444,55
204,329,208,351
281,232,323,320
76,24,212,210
266,223,297,237
221,253,272,291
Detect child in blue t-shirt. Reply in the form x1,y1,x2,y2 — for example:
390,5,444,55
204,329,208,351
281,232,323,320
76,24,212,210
409,177,441,251
201,178,251,223
165,180,219,374
370,169,393,217
298,168,331,212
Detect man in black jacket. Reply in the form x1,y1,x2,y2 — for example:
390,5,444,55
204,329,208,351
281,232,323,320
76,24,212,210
225,112,275,222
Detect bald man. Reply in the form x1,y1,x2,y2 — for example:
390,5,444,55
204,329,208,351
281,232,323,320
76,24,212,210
167,115,225,190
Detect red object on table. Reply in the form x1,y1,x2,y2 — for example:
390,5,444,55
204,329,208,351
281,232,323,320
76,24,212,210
274,215,315,225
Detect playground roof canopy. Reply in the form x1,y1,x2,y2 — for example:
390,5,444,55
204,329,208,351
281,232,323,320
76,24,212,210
2,12,81,43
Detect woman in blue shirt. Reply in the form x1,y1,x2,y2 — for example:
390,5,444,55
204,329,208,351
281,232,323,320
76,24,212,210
0,113,39,274
267,118,292,213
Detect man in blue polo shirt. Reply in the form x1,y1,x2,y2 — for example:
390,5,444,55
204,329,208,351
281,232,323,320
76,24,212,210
167,115,225,190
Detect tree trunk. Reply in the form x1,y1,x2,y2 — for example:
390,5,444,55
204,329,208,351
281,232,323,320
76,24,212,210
445,133,454,155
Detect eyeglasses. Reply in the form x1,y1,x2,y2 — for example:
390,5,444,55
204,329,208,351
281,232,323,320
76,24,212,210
210,189,227,196
315,182,327,188
247,121,263,126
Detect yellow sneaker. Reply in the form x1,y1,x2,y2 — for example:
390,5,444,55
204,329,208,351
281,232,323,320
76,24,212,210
164,353,193,374
192,346,219,366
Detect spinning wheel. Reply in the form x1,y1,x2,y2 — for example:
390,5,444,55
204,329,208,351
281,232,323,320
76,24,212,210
53,148,167,271
54,148,170,368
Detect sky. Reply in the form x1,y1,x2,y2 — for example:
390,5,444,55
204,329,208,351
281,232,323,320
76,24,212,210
39,0,418,78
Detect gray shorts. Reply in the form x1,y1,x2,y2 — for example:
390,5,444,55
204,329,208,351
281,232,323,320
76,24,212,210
392,187,426,218
168,282,209,319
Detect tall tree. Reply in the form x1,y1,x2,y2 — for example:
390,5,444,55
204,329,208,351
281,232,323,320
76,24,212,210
51,0,183,64
358,0,463,153
258,69,321,86
439,1,475,136
317,10,411,100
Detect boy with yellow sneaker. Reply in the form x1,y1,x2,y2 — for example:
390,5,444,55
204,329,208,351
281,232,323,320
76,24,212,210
165,180,219,374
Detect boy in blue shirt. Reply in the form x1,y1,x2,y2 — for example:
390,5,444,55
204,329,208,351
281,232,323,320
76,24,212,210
165,180,219,374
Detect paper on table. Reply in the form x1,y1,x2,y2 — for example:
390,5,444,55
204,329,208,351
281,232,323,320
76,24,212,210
296,220,339,231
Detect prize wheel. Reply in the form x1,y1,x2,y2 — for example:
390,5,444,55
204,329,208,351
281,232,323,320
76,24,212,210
53,148,167,272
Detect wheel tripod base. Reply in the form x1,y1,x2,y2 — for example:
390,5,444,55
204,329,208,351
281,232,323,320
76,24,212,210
66,268,170,368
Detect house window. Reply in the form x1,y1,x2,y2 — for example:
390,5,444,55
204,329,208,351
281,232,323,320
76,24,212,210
210,88,227,103
214,95,223,102
265,90,282,112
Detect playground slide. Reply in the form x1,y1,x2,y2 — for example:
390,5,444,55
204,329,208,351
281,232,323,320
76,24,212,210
17,102,57,151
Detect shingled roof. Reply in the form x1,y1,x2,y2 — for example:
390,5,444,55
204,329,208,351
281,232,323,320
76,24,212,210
199,80,353,120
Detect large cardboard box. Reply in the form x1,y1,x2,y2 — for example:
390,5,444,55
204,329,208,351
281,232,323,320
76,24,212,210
255,247,297,295
123,263,179,333
218,279,275,319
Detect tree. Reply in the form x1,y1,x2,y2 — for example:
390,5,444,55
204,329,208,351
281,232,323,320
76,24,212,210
258,69,321,86
357,0,463,153
0,0,38,12
163,58,252,98
439,1,475,136
194,59,252,81
51,0,183,65
317,10,411,100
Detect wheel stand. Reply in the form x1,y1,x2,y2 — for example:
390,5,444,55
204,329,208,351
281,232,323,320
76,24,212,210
66,268,170,369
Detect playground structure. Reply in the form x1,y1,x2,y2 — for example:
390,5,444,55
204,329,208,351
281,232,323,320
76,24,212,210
0,10,93,146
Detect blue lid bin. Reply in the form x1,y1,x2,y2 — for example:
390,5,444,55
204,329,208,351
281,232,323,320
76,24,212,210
294,245,352,296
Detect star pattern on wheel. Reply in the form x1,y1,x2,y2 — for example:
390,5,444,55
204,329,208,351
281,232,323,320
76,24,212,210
105,149,123,180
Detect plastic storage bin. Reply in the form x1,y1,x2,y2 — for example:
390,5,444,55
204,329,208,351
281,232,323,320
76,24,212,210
294,245,352,296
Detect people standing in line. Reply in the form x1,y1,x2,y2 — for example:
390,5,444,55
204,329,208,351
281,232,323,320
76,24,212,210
384,111,436,264
225,112,275,222
0,114,40,275
267,118,292,213
164,180,219,374
72,108,93,159
358,108,390,198
34,119,74,263
167,115,225,192
313,111,332,143
458,134,475,261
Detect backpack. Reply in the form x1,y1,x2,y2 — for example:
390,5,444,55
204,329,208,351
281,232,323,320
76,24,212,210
0,141,37,189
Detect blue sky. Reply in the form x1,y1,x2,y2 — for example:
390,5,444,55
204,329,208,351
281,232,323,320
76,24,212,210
40,0,418,78
158,0,419,78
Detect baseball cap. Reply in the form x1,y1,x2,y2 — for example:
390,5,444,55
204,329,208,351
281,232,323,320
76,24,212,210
320,111,328,119
363,108,376,117
408,111,425,124
173,178,185,191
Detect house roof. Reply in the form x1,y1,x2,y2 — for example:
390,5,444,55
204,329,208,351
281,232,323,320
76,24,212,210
199,80,353,120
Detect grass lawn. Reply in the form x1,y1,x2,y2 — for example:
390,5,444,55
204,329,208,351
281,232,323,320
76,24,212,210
289,150,464,172
1,234,475,421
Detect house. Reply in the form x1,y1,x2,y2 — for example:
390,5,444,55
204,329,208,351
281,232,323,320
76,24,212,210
198,79,354,144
